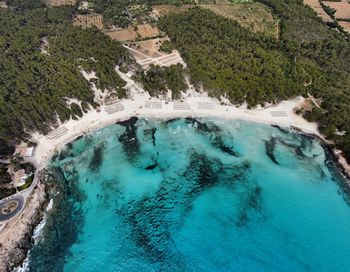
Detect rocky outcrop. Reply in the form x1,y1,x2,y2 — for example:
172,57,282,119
0,183,48,272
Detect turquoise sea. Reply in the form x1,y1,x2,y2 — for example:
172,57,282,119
26,118,350,272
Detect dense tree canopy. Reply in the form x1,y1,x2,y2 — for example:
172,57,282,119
158,8,309,106
0,7,130,146
136,64,187,99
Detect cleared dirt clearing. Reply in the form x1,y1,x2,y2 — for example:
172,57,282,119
124,38,186,69
322,1,350,19
303,0,333,22
339,21,350,33
105,24,160,42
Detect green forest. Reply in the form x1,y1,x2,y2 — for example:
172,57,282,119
158,2,350,162
135,64,187,99
0,5,130,148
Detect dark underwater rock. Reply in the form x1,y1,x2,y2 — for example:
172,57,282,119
183,150,223,190
117,118,140,161
265,137,279,165
276,137,306,159
236,185,263,227
185,117,221,134
88,142,105,172
271,124,289,134
212,135,239,157
145,162,158,170
165,117,180,124
144,127,157,146
58,149,70,161
186,118,239,157
116,116,138,127
323,143,350,203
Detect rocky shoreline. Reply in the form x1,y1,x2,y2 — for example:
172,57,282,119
0,181,48,272
282,125,350,189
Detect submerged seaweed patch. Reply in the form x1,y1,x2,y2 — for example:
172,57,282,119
212,135,239,157
165,117,180,124
276,137,306,159
88,142,106,172
236,185,264,227
117,117,140,161
116,176,191,269
185,117,221,134
115,149,253,266
144,127,157,146
183,150,223,190
116,116,138,127
186,118,239,157
265,137,279,165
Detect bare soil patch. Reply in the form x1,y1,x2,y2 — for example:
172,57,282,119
127,38,169,59
73,14,104,30
46,0,76,6
200,3,279,38
339,21,350,32
137,24,160,38
304,0,333,22
322,1,350,19
105,24,160,42
152,4,194,16
124,37,185,69
106,26,138,42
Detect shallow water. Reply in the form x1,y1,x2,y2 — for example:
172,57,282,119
27,118,350,272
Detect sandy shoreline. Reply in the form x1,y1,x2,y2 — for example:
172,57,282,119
28,88,350,177
29,92,321,169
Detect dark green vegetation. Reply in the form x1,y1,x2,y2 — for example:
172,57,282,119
158,3,350,162
5,0,45,10
159,8,309,105
135,64,187,99
90,0,216,28
0,163,11,185
0,6,130,146
159,40,174,53
0,140,15,158
91,0,153,28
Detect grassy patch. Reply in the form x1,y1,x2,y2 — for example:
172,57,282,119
200,3,278,38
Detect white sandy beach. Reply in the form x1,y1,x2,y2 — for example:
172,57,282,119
29,69,325,170
29,90,320,170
